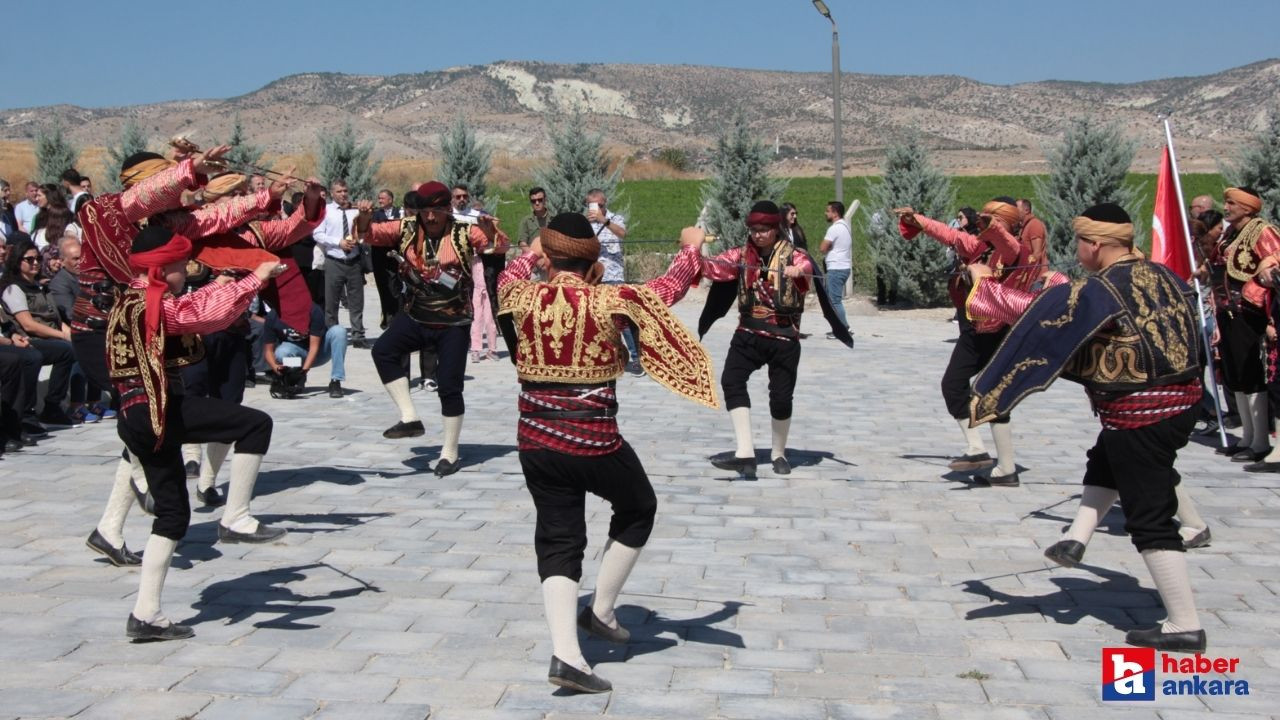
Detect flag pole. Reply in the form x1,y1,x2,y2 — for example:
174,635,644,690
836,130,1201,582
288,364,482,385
1163,117,1228,446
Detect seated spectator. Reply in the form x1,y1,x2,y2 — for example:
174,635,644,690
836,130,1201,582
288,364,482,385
262,302,347,399
31,184,79,251
0,240,77,426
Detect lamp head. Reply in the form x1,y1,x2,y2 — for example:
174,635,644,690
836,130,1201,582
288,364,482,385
812,0,832,19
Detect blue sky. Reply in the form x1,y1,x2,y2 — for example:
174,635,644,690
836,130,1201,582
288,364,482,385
3,0,1277,109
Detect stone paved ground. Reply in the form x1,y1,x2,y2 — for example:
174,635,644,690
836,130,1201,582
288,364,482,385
0,286,1277,720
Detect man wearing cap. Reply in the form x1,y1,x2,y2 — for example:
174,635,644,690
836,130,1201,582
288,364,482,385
700,200,814,479
110,224,286,641
1217,187,1280,468
972,203,1206,653
79,147,288,567
897,197,1038,486
356,181,509,476
497,213,715,693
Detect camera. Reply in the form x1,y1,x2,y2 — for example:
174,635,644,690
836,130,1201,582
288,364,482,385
269,367,307,399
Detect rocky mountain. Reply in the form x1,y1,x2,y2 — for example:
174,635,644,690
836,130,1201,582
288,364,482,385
2,59,1277,175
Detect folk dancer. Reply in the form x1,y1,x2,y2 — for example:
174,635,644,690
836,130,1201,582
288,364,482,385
356,181,508,476
111,225,287,641
699,200,852,479
78,149,284,566
898,198,1041,486
1211,187,1280,465
497,213,716,693
971,204,1206,652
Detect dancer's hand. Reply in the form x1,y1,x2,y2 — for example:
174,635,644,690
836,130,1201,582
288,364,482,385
967,263,993,283
680,227,706,248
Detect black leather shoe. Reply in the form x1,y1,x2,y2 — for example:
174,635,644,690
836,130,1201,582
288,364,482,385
771,456,792,475
184,460,199,478
1183,527,1211,549
1125,625,1207,653
710,454,757,479
434,458,461,477
5,438,22,453
126,614,194,642
1044,539,1086,568
21,420,49,439
328,380,343,398
217,523,287,544
1192,420,1220,437
1230,448,1265,462
351,338,371,349
547,656,611,694
1243,460,1280,473
20,432,40,446
578,606,630,644
948,452,995,471
974,471,1020,488
86,529,142,567
383,420,425,439
1214,443,1242,456
129,477,156,516
196,486,225,508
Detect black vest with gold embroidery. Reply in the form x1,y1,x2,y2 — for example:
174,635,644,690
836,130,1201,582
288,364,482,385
107,288,204,441
736,241,805,336
403,221,476,326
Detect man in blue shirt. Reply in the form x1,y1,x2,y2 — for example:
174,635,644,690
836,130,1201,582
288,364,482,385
262,303,348,398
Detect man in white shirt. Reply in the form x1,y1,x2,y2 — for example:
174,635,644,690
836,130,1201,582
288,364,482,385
314,180,368,348
13,182,39,234
585,188,642,375
61,169,89,215
820,201,853,335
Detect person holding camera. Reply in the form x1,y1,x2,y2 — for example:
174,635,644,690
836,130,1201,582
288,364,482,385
898,197,1039,486
262,302,348,399
585,189,642,376
355,181,508,476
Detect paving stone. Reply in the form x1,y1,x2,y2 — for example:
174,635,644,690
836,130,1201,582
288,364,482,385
195,697,318,720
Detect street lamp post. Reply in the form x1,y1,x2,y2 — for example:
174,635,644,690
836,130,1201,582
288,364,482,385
812,0,842,203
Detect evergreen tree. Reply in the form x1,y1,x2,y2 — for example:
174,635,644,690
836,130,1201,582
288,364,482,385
438,114,492,206
223,114,265,169
864,133,956,306
34,120,79,185
101,119,149,192
1033,117,1142,272
1222,106,1280,225
532,110,622,216
315,121,381,201
699,113,789,248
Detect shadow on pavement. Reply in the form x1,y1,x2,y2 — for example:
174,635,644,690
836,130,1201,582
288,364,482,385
184,562,381,630
959,565,1158,631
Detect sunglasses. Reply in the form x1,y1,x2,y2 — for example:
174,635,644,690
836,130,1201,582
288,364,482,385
530,197,546,204
454,194,469,200
21,256,40,264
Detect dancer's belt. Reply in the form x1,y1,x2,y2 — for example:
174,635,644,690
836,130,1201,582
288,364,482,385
739,315,798,338
520,407,618,420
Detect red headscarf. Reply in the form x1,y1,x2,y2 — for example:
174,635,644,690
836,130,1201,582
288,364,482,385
128,233,193,347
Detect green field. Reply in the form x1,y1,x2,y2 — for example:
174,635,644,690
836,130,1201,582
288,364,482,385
485,173,1226,287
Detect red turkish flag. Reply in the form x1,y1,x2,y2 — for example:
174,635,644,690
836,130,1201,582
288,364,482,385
1151,146,1191,280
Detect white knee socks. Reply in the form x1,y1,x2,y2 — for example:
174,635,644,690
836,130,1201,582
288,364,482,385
1141,548,1202,633
384,378,419,423
956,418,987,456
132,534,178,624
542,576,589,672
130,452,149,494
181,443,202,467
1235,392,1255,450
592,539,642,628
198,443,231,492
990,422,1016,477
770,418,790,462
96,458,136,548
1066,485,1120,546
1174,484,1207,540
730,407,753,459
221,453,264,534
441,415,462,464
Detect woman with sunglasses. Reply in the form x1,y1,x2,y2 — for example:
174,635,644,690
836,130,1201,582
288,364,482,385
0,240,77,426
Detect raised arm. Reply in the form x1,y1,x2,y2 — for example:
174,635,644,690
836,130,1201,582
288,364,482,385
162,273,263,335
253,193,325,251
118,158,203,223
699,246,744,282
643,242,703,306
498,251,538,292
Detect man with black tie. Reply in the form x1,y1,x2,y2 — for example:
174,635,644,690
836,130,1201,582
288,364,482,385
371,189,402,330
315,180,368,348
